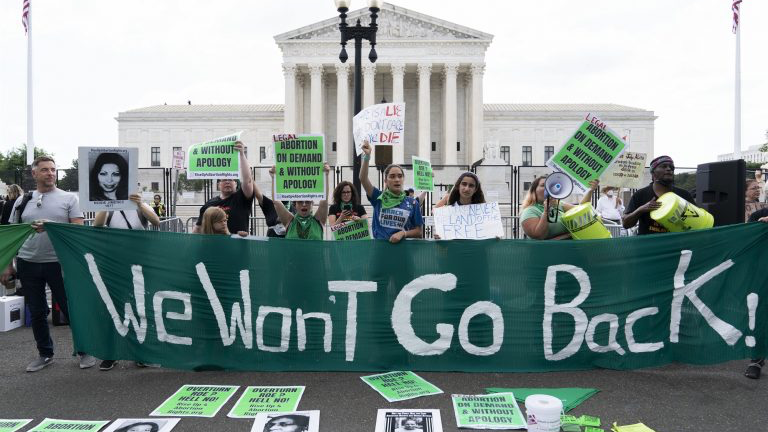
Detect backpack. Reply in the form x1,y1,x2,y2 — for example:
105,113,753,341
14,192,35,224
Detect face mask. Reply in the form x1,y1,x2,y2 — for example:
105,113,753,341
606,191,614,197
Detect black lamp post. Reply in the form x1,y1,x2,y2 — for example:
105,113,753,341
335,0,381,194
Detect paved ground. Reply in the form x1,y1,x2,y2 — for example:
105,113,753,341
0,324,765,432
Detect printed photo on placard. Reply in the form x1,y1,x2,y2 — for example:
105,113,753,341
102,418,181,432
251,411,319,432
78,147,138,211
375,409,443,432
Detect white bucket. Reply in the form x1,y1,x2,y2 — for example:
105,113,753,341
525,394,562,432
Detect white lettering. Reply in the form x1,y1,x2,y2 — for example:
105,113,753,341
392,273,456,356
154,291,192,346
328,281,378,361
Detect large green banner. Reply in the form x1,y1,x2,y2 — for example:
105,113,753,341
0,224,34,270
45,223,768,372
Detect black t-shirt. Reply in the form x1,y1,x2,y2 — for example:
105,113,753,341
625,183,695,235
749,207,768,222
328,203,367,221
0,200,13,225
196,189,254,233
259,196,287,238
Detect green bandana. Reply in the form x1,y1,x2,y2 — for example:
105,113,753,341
286,214,324,240
378,190,406,209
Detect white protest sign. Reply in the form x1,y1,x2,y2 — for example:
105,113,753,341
173,150,185,170
353,102,405,155
433,202,504,240
78,147,139,212
599,151,647,189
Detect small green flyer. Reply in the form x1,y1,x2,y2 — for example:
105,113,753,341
331,219,371,240
451,393,526,430
150,384,240,418
0,419,32,432
187,132,242,179
227,386,305,418
273,134,325,200
28,419,109,432
360,371,442,402
412,156,434,192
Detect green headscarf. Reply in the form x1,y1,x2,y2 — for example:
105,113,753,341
378,189,406,209
286,214,324,240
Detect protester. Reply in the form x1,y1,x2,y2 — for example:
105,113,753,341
359,141,423,243
744,210,768,378
622,155,695,234
1,184,23,225
193,141,254,234
746,179,761,204
197,207,247,236
150,194,166,217
272,163,331,240
595,185,624,224
520,176,596,240
89,152,129,201
434,171,485,208
0,156,96,372
263,414,309,432
328,181,367,227
406,187,427,208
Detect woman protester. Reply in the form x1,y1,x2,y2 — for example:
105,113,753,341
359,141,423,243
521,176,596,240
435,171,485,208
328,181,367,227
1,184,23,225
272,163,331,240
90,152,129,201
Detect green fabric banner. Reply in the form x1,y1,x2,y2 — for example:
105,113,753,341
44,223,768,372
0,224,34,271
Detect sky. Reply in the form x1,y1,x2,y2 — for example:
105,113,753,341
1,0,766,169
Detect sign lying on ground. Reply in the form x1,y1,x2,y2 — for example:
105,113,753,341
361,371,443,402
28,419,109,432
433,202,504,240
546,113,626,192
353,102,405,155
40,222,768,372
375,409,443,432
600,151,647,189
187,132,242,179
0,420,32,432
451,393,526,429
228,386,305,418
272,134,325,200
151,385,239,418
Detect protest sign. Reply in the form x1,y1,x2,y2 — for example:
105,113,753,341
273,134,325,200
0,420,32,432
78,147,139,211
28,419,109,432
375,409,443,432
102,419,180,432
412,156,434,192
546,113,626,192
353,102,405,155
361,371,443,402
331,219,371,240
433,202,504,239
228,386,305,418
452,393,526,429
172,149,185,170
252,411,319,432
187,132,242,179
150,385,239,417
600,151,647,189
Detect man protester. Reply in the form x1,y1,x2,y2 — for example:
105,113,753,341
622,155,695,235
0,156,97,372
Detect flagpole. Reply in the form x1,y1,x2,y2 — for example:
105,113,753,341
26,0,34,166
734,7,742,160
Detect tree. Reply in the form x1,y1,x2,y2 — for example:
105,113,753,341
0,145,54,185
176,171,205,193
57,159,79,192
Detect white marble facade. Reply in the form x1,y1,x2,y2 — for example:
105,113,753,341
117,3,656,171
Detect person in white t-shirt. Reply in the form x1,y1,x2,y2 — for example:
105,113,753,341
595,185,624,224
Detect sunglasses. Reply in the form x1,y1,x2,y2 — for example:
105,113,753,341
36,194,43,208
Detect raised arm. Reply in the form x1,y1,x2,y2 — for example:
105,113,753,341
273,199,294,228
315,163,331,225
131,193,161,226
359,141,374,198
235,141,260,202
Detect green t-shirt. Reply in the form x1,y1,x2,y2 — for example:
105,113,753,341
520,203,569,239
286,215,324,240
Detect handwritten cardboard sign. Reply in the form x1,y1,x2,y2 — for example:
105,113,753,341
433,202,504,240
353,102,405,155
600,151,647,189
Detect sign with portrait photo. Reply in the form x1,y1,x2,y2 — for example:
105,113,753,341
251,411,319,432
78,147,138,212
374,409,443,432
102,418,181,432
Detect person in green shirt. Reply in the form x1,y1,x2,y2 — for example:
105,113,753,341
520,176,596,240
274,163,331,240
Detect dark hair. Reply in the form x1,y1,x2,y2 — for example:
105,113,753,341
263,415,309,432
90,152,129,201
114,422,159,432
448,172,485,205
384,164,404,178
332,181,360,206
153,194,161,200
32,156,55,168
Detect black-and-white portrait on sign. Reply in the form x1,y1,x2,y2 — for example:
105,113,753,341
252,411,319,432
78,147,138,211
375,410,442,432
102,418,180,432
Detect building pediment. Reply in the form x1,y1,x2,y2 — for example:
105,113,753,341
274,3,493,43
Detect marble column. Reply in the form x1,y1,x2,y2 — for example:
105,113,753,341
443,63,459,165
470,63,485,164
390,63,406,164
335,63,351,167
282,63,297,133
417,63,432,158
309,64,324,135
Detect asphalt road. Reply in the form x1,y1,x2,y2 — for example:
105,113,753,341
0,324,765,432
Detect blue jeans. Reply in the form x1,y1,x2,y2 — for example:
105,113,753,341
16,259,70,358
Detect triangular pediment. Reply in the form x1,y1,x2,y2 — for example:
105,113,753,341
274,3,493,43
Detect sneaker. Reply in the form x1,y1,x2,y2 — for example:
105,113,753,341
79,354,97,369
135,362,160,368
26,356,53,372
99,360,117,371
745,358,764,379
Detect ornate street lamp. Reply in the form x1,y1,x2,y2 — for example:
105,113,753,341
335,0,381,193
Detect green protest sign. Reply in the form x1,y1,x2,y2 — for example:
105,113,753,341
412,156,433,192
273,134,325,200
452,393,526,430
0,224,34,271
546,113,625,192
28,419,109,432
361,371,442,402
227,386,304,418
331,219,371,240
0,420,32,432
187,132,241,179
585,427,605,432
150,385,239,417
